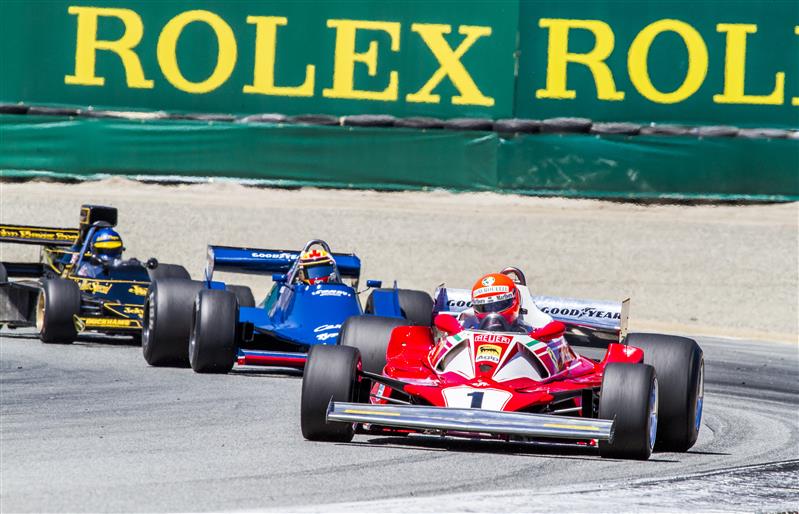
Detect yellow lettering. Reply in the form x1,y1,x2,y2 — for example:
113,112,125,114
407,24,494,106
323,19,400,101
628,19,707,104
795,26,799,106
243,16,315,97
157,10,237,94
712,24,784,105
536,19,623,101
65,6,153,88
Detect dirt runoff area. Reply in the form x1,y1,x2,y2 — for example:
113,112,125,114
1,179,796,343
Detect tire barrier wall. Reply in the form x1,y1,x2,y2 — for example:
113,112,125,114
2,113,796,200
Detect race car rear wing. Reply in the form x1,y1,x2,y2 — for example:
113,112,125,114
0,205,117,248
0,224,79,247
433,287,623,333
206,245,361,280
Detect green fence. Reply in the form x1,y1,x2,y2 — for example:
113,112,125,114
1,1,798,199
2,0,797,126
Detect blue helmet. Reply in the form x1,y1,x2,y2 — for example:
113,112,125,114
90,227,124,263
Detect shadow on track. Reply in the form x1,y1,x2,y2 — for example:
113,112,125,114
338,435,679,463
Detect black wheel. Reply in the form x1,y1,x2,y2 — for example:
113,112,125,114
147,263,191,281
599,363,658,460
189,289,238,374
141,279,204,367
339,315,407,401
226,284,255,307
626,333,704,451
301,345,360,442
37,278,81,344
339,315,407,376
366,288,433,326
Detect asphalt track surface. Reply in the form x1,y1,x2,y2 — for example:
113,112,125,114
1,329,797,512
1,183,797,511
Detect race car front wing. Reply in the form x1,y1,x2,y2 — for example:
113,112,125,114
327,402,614,442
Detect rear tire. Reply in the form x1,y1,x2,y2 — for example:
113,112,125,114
226,284,255,308
189,289,238,373
366,288,433,326
37,278,81,344
339,315,407,401
147,263,191,281
141,279,204,367
339,315,406,376
626,333,704,451
599,363,658,460
301,345,360,442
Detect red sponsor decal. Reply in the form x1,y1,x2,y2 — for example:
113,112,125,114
473,333,513,344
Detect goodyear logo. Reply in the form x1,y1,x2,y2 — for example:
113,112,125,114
476,344,502,364
128,284,148,296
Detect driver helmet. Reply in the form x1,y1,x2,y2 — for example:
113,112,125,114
297,248,335,285
90,227,124,263
471,273,521,325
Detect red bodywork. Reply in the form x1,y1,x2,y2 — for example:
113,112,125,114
370,325,644,417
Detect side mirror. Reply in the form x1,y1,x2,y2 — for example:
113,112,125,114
366,279,382,288
272,273,287,283
146,257,159,270
434,313,462,335
529,321,567,342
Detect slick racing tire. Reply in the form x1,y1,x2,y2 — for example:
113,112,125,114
301,345,360,442
626,333,704,451
339,315,407,376
147,263,191,281
189,289,238,374
37,278,81,344
366,288,434,326
599,363,658,460
339,315,407,401
142,279,204,367
226,284,255,308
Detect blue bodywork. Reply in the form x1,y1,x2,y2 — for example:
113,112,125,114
204,241,404,365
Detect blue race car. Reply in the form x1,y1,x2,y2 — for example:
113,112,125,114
141,239,433,373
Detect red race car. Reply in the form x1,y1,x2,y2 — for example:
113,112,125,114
300,268,704,460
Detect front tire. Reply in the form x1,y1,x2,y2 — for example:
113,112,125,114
301,345,360,442
599,363,658,460
37,278,81,344
189,289,238,374
141,279,204,367
626,333,704,451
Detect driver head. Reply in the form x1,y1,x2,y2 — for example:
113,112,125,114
471,273,521,325
297,248,335,285
90,227,124,264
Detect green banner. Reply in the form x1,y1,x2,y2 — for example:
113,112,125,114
2,115,796,200
516,0,799,127
2,0,797,126
0,0,517,118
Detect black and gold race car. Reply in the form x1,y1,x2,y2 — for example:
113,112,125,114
0,205,189,343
